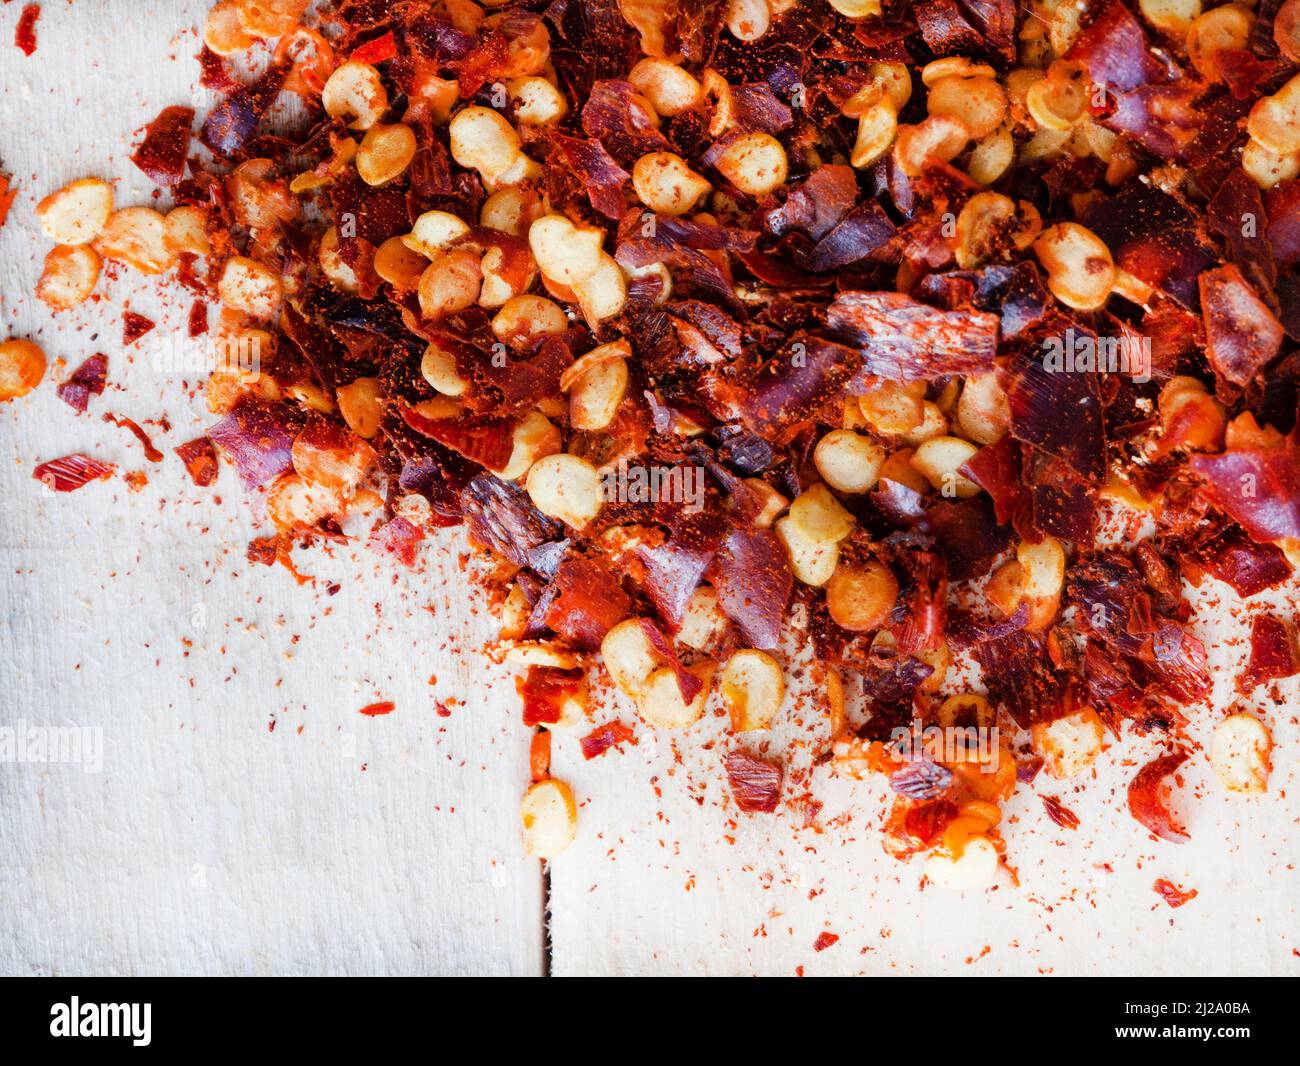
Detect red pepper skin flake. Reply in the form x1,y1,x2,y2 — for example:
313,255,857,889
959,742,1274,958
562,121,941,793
1041,794,1080,830
366,515,425,568
580,720,637,760
103,413,163,463
0,173,16,230
724,751,783,814
1128,752,1191,844
174,436,219,487
56,353,108,414
33,454,115,492
122,311,156,346
517,667,587,728
359,701,395,717
813,932,839,952
1237,615,1300,695
15,5,39,57
130,106,195,187
188,299,209,337
530,730,551,782
349,31,396,64
1153,878,1198,908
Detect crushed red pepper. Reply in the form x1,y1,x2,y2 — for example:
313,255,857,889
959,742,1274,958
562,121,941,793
1153,878,1199,908
11,0,1300,877
14,4,39,57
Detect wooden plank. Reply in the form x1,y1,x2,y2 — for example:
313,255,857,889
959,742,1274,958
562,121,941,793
0,2,543,976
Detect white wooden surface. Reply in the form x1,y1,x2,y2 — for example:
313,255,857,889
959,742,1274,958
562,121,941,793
0,2,542,976
1,2,1298,977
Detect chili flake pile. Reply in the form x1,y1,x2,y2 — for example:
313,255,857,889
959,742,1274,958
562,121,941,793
2,0,1299,887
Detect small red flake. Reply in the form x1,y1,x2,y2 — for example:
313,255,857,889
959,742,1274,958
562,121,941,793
130,105,195,187
175,436,219,486
1041,794,1080,830
359,701,395,717
0,174,16,230
724,750,783,813
123,311,156,345
580,720,636,760
813,932,839,952
517,667,586,728
350,30,397,64
104,413,163,462
188,299,209,337
1153,878,1198,908
246,537,279,567
197,47,239,93
367,515,424,567
56,353,108,414
33,454,115,492
530,730,551,782
15,5,39,56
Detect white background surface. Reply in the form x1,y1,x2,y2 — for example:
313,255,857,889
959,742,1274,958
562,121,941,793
1,1,1297,977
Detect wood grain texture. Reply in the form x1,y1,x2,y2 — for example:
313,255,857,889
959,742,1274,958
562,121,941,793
0,2,542,976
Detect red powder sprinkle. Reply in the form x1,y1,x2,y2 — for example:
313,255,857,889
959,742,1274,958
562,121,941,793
813,932,839,952
15,5,39,57
1153,879,1198,908
359,701,395,717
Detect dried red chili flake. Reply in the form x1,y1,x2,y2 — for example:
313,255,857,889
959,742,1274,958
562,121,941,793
580,720,637,760
543,558,633,652
200,61,289,158
188,299,209,338
349,30,396,64
197,47,239,93
15,4,39,57
1237,615,1300,695
401,406,515,472
122,311,156,346
33,454,114,493
103,414,163,463
1041,795,1080,830
1128,753,1191,844
518,667,586,728
637,619,704,705
1199,264,1285,392
0,173,16,230
529,729,551,782
813,932,839,952
207,398,298,490
56,353,108,414
706,529,792,652
130,105,195,187
174,436,219,487
367,515,425,568
358,701,395,717
904,800,959,847
1153,879,1198,908
724,750,783,814
1189,425,1300,544
889,760,953,801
